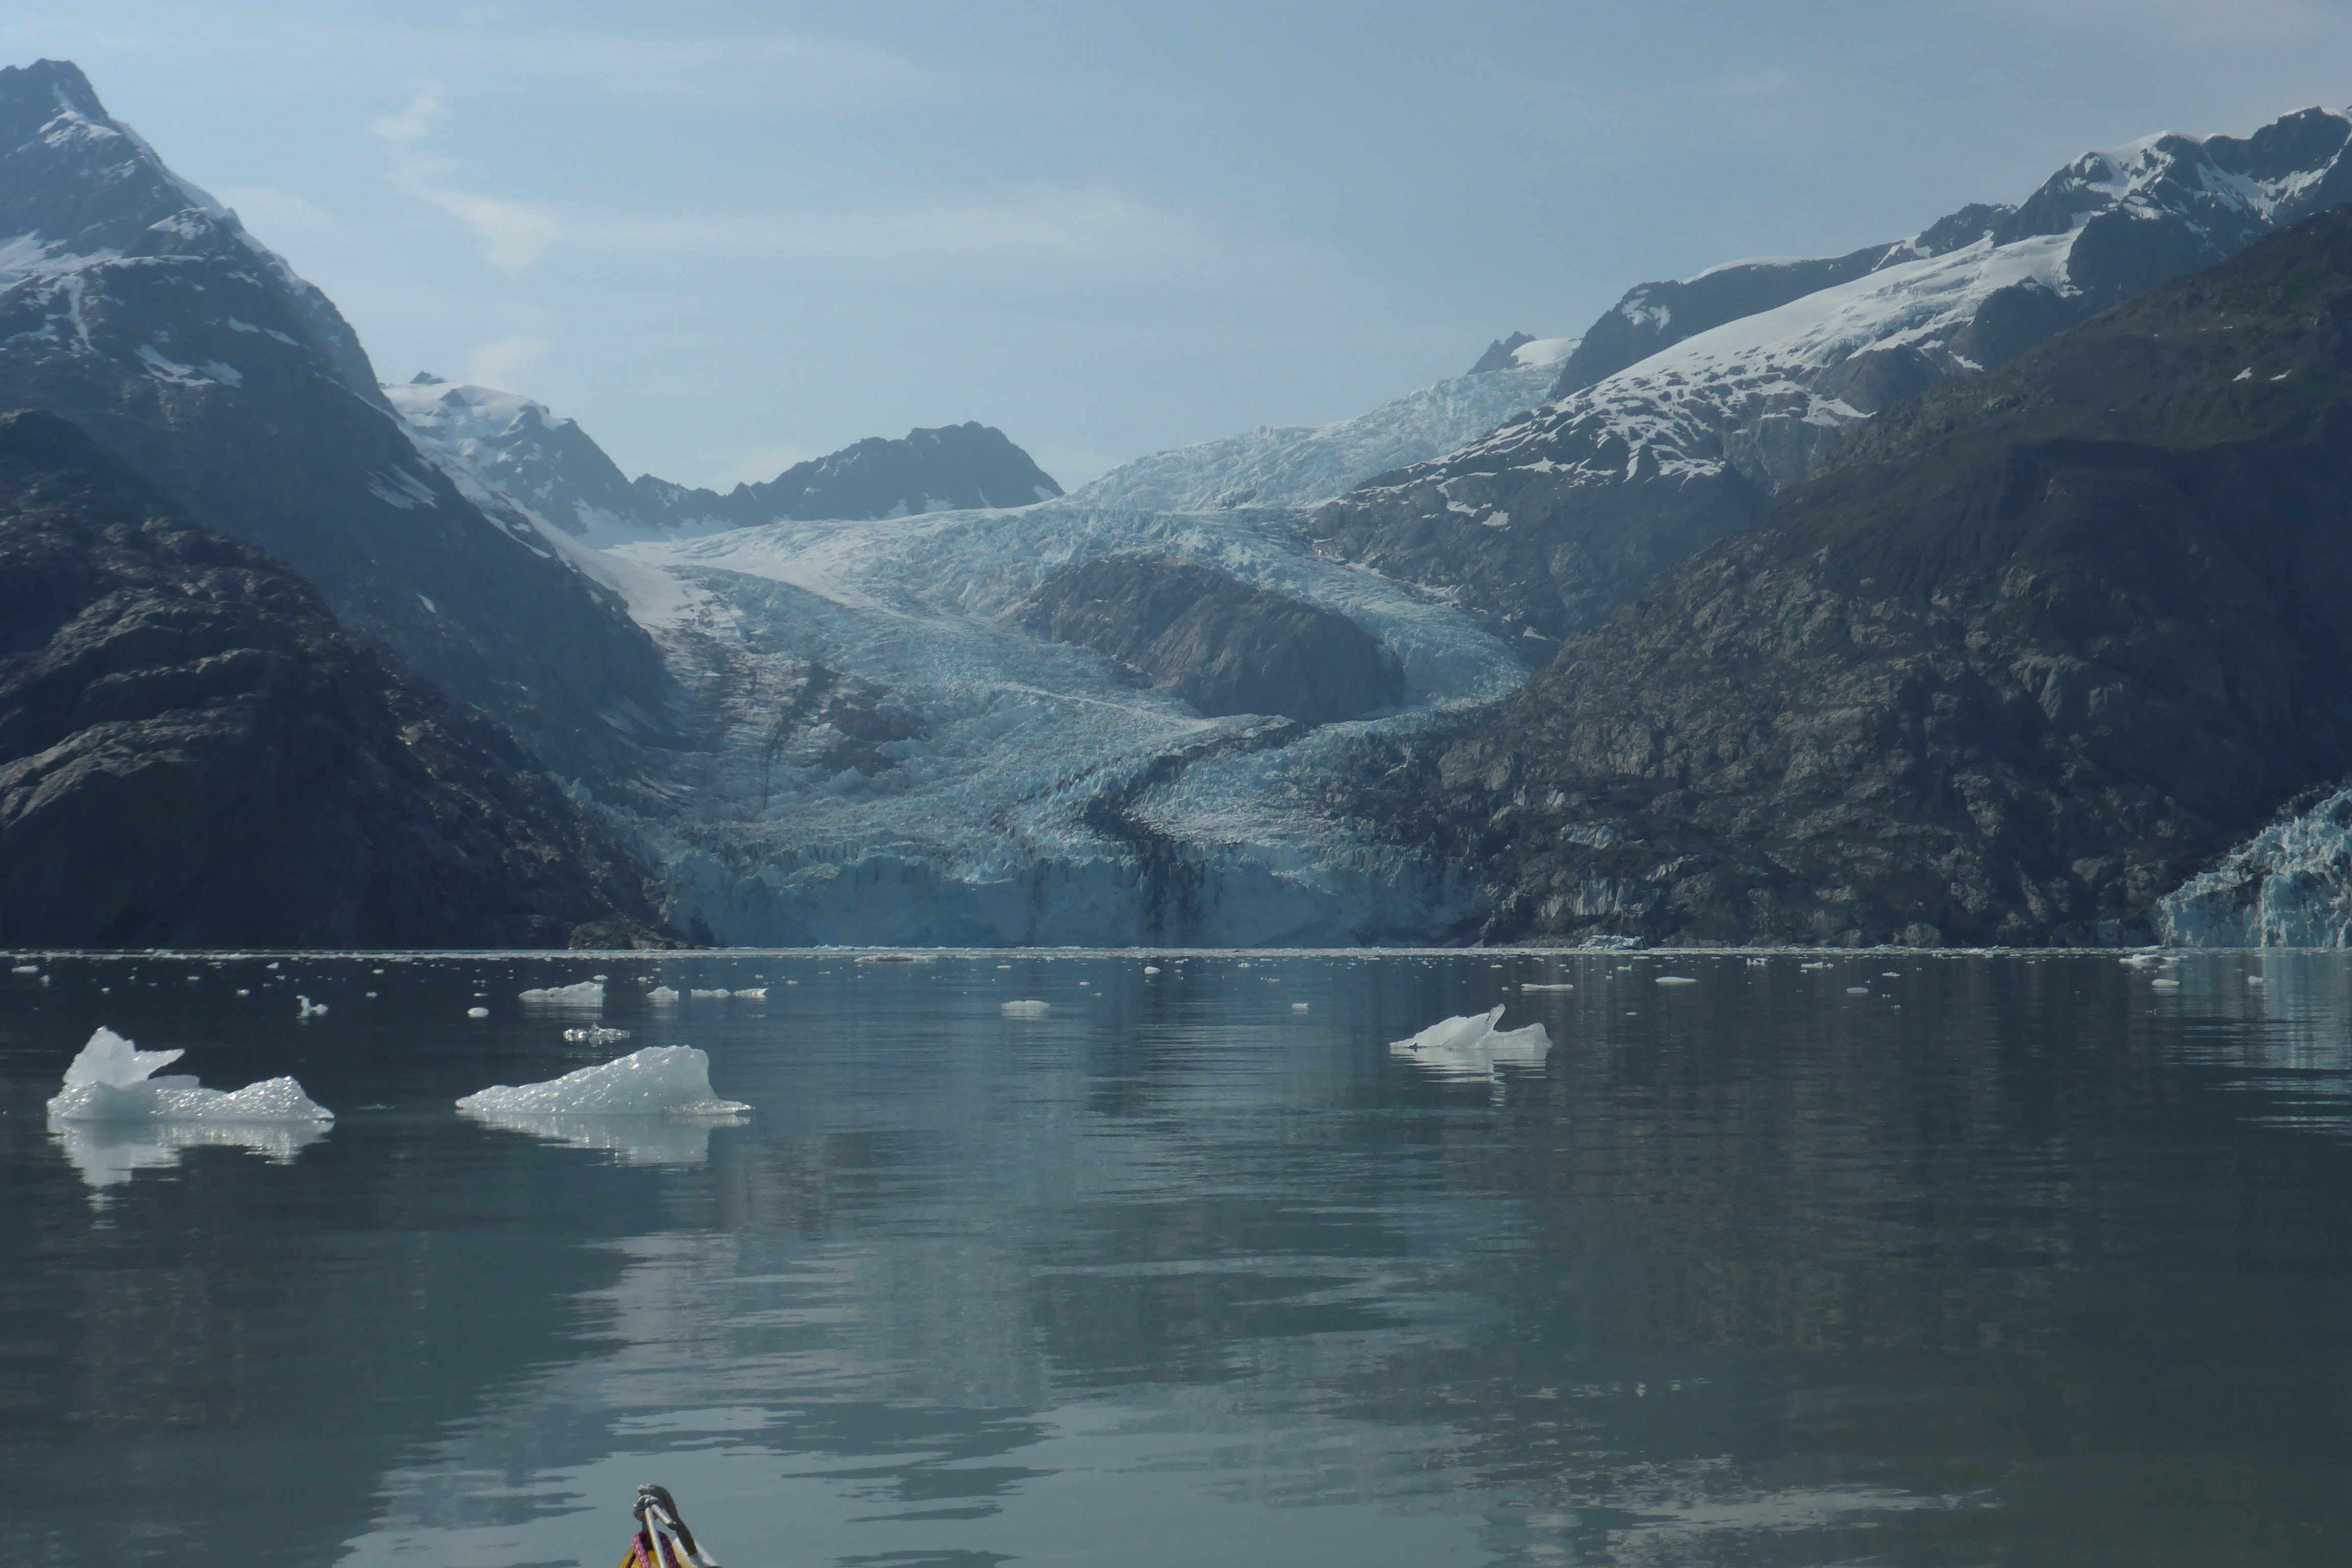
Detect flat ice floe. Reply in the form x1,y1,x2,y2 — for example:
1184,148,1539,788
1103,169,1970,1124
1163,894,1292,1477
45,1027,334,1198
455,1046,748,1117
519,981,604,1006
1389,1005,1552,1082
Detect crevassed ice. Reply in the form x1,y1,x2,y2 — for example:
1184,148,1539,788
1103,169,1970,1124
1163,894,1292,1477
455,1045,749,1117
46,1026,333,1122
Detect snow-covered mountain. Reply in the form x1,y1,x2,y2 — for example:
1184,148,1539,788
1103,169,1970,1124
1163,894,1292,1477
1311,106,2352,645
642,422,1062,529
386,375,1064,543
0,60,671,777
383,374,658,546
1071,342,1571,513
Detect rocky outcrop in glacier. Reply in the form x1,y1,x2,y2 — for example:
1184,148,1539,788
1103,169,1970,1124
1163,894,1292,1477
2158,789,2352,947
1020,555,1405,727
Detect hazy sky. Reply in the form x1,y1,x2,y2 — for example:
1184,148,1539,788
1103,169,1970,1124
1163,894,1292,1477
5,2,2349,487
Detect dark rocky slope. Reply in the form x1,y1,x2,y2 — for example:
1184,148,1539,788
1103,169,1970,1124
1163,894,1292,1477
1310,108,2352,653
1348,209,2352,946
0,61,673,780
636,421,1061,527
0,411,674,949
1021,556,1403,727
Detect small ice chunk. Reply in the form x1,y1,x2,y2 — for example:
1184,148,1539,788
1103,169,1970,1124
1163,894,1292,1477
1654,975,1697,986
1143,965,1161,975
519,981,604,1007
1292,1002,1311,1012
2151,978,2181,990
565,1026,632,1043
456,1046,748,1117
297,995,327,1018
1522,983,1575,991
1001,999,1051,1016
648,986,681,1002
1389,1005,1551,1081
732,987,768,999
47,1026,333,1123
689,988,730,998
12,964,41,974
1846,986,1871,995
467,1007,490,1018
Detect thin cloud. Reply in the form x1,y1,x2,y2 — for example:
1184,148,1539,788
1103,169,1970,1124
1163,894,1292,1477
368,85,1306,286
370,84,560,276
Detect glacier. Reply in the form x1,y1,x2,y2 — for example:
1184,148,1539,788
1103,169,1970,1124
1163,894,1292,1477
386,353,1545,947
2157,786,2352,947
1068,355,1566,512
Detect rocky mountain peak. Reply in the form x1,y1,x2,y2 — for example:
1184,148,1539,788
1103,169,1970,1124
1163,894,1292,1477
1467,332,1536,375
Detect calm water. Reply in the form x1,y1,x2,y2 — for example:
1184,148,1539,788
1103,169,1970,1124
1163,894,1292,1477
3,949,2350,1567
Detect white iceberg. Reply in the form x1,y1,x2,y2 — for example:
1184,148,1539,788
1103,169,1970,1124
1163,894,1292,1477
1389,1005,1552,1082
46,1026,335,1123
44,1027,333,1199
455,1045,748,1117
519,981,604,1007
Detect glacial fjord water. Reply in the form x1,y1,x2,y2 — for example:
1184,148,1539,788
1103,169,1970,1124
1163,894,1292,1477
4,950,2351,1568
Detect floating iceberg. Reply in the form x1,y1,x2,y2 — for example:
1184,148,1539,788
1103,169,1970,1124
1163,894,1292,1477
46,1026,334,1123
455,1046,748,1117
44,1027,333,1198
519,981,604,1007
1389,1005,1552,1082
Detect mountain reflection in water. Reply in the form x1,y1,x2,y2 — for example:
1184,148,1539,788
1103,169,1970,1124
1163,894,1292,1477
3,949,2350,1567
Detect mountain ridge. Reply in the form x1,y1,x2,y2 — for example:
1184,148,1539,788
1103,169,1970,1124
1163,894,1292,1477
1341,207,2352,946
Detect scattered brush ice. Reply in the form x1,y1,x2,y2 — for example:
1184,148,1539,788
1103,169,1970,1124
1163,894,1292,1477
519,981,604,1007
297,995,327,1018
455,1046,748,1118
1389,1005,1552,1082
1292,1001,1310,1012
1001,1000,1051,1016
648,986,680,1002
46,1026,334,1126
467,1007,490,1019
732,987,767,999
564,1026,632,1043
1655,975,1698,986
689,988,730,998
